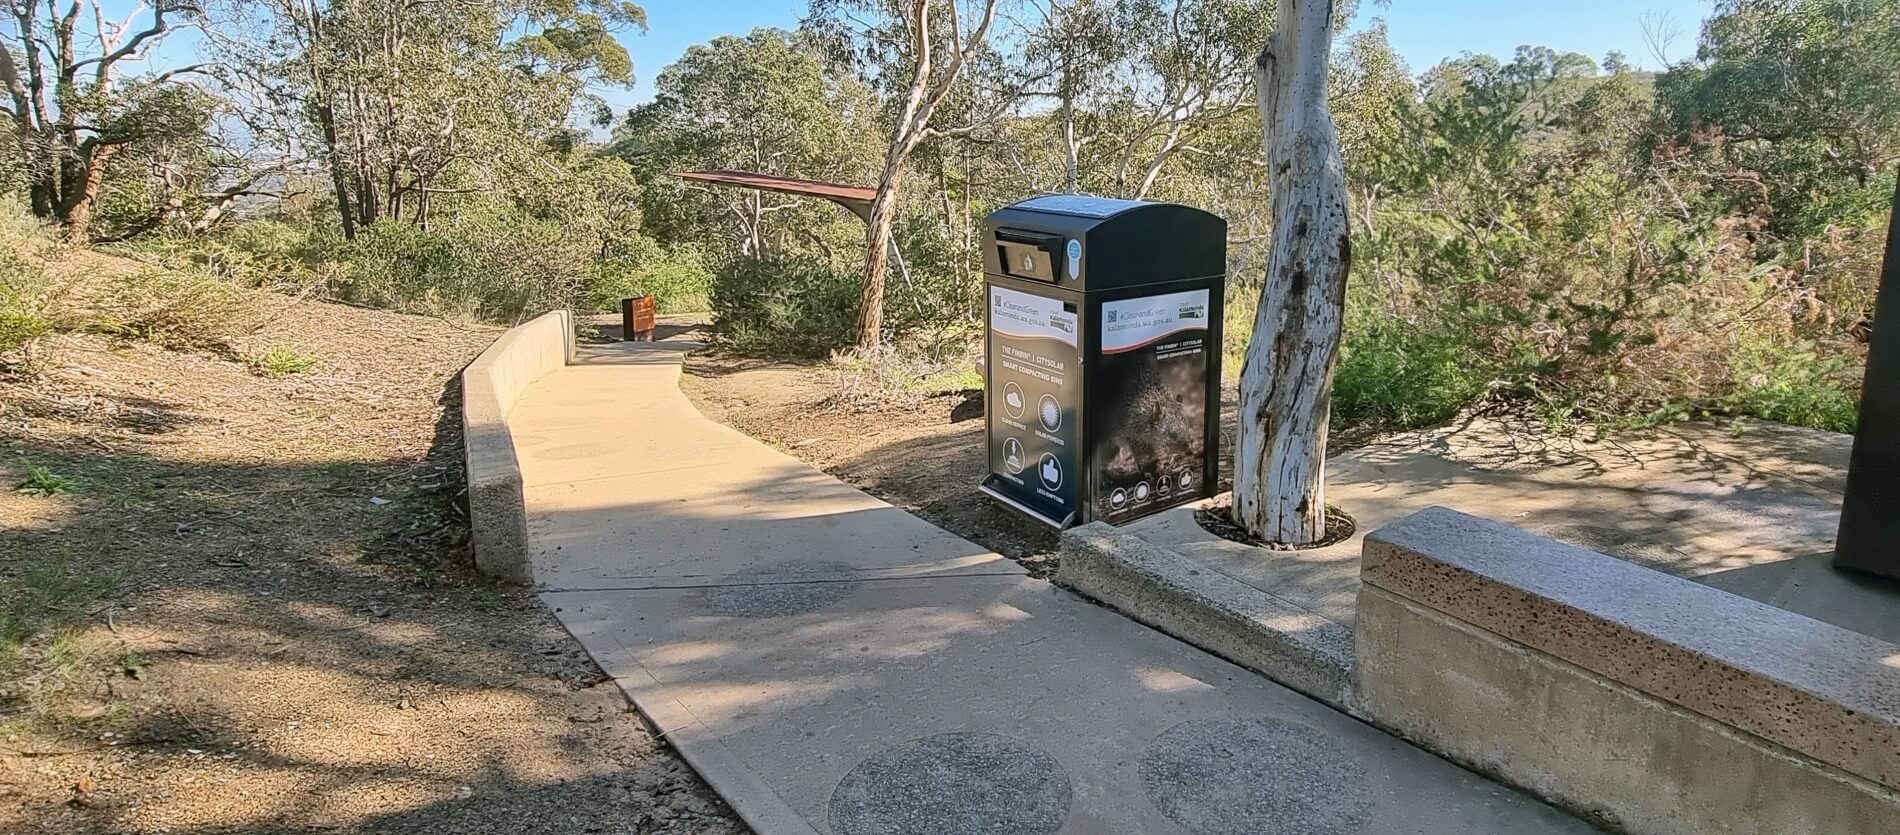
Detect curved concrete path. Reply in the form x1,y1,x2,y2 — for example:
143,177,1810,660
512,338,1595,835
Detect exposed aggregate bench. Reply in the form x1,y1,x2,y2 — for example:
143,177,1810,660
1357,506,1900,835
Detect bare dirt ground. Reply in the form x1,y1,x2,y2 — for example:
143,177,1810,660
678,339,1396,575
678,345,1388,575
2,298,741,833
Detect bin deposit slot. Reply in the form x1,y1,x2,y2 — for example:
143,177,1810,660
996,231,1060,282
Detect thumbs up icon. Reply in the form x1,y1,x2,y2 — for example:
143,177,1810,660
1039,454,1063,490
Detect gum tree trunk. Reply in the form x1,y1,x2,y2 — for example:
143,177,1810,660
1232,0,1351,545
856,149,911,347
853,0,999,349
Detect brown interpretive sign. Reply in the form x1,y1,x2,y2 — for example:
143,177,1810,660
622,295,656,342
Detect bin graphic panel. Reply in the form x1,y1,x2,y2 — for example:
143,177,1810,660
1092,288,1212,521
986,285,1082,524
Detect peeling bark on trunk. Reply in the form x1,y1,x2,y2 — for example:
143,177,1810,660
58,143,117,244
1232,0,1351,546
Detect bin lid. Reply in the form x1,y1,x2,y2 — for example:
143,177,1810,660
983,194,1226,290
1011,194,1154,219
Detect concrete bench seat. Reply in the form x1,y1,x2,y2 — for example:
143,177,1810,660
1356,506,1900,835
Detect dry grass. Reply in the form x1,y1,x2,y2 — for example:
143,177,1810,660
0,295,743,834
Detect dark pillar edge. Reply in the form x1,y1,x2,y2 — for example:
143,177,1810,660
1834,173,1900,579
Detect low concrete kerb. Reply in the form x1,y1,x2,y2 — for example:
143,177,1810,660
1056,520,1356,711
460,309,575,584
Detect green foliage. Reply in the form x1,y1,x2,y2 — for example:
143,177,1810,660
1721,340,1863,432
711,255,863,356
618,28,878,260
0,200,58,356
0,551,123,719
1655,0,1900,241
1333,321,1488,429
15,466,76,495
706,215,983,357
0,307,49,354
331,210,594,322
822,342,983,408
0,0,1880,443
132,219,336,292
247,346,321,376
885,215,985,337
581,243,714,314
1343,42,1873,432
89,86,224,243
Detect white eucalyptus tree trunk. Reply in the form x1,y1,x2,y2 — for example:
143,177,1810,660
854,0,1000,349
1232,0,1351,545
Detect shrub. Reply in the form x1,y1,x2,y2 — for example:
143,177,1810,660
823,342,982,408
581,244,713,314
87,265,252,350
0,200,58,357
330,209,593,323
132,218,334,294
1333,320,1488,428
887,216,983,338
0,308,50,355
1721,340,1862,432
710,255,862,356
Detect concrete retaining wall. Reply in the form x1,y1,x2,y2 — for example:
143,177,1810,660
1356,507,1900,835
461,310,574,584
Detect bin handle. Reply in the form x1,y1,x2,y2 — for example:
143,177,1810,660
994,228,1060,250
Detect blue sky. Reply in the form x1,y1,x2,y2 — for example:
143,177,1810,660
112,0,1716,120
606,0,1716,112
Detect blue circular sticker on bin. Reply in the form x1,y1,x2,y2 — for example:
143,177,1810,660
1065,239,1082,279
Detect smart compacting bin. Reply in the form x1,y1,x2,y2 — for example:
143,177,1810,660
979,195,1225,528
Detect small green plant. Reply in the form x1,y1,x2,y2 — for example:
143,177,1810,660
318,459,367,479
247,345,319,376
0,552,123,718
118,651,150,681
15,465,75,495
0,308,51,353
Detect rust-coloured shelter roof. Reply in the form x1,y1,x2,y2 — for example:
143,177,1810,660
673,170,877,220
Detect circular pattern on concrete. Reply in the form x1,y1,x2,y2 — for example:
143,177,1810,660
829,732,1072,835
703,559,861,617
1139,718,1374,835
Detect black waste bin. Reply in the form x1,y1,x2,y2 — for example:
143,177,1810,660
978,194,1226,528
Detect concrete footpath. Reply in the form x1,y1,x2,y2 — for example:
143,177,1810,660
508,339,1596,835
